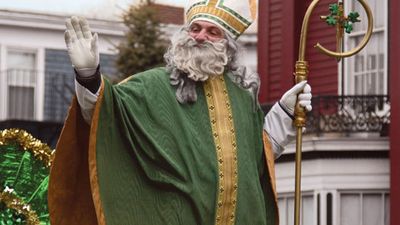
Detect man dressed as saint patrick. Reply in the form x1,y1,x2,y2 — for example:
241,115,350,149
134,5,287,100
48,1,312,224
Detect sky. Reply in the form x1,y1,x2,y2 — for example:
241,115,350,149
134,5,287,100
0,0,258,32
0,0,187,20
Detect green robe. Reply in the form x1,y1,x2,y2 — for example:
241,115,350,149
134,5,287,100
48,68,278,225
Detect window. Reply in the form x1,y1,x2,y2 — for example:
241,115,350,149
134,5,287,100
343,0,387,95
6,50,37,120
278,193,315,225
339,191,389,225
277,190,389,225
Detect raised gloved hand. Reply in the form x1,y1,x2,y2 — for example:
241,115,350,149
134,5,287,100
279,81,312,116
65,16,99,77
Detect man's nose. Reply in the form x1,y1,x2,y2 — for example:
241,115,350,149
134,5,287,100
193,30,208,43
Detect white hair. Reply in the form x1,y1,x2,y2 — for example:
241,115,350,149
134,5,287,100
164,26,260,106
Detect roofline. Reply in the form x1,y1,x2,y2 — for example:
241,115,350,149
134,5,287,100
0,9,256,44
0,9,125,36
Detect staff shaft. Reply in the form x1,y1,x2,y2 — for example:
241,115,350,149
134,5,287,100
294,127,303,225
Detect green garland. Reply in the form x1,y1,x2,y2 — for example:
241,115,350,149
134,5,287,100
0,186,40,225
0,129,54,168
0,129,54,225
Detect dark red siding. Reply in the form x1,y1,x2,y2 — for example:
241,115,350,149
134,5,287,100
305,0,338,95
257,0,269,103
258,0,285,103
258,0,338,103
389,0,400,225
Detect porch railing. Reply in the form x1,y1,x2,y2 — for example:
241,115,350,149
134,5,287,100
262,95,391,136
1,69,75,122
44,70,75,122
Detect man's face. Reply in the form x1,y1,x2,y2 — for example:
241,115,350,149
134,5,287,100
188,20,225,43
165,23,229,81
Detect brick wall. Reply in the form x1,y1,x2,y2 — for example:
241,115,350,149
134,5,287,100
150,4,184,25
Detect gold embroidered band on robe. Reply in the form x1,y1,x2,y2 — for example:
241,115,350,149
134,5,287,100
204,76,238,225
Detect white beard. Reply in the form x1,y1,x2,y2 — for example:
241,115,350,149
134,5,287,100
167,30,228,81
165,28,259,105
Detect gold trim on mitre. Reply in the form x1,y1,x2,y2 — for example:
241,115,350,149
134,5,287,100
248,0,257,20
186,0,254,38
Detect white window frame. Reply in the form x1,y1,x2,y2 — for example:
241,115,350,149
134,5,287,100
336,189,390,225
0,44,6,120
278,191,316,225
341,0,388,96
277,189,389,225
0,45,45,121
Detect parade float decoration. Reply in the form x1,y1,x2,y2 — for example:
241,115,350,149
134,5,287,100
0,129,54,224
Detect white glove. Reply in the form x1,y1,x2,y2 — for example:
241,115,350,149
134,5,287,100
65,16,99,77
279,80,312,116
264,81,312,159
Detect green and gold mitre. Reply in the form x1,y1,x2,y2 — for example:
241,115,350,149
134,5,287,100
0,129,54,225
186,0,257,39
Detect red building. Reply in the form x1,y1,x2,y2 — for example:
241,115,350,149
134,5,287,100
258,0,396,224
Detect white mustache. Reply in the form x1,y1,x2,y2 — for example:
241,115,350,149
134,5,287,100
170,33,228,81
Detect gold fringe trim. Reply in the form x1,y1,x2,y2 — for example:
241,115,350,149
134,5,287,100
0,129,55,168
0,187,40,225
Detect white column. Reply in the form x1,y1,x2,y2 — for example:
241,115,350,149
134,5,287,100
36,48,45,121
0,45,7,120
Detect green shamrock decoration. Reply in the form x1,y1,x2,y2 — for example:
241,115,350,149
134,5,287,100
344,21,353,33
348,11,360,23
326,15,337,25
323,3,360,34
329,3,339,15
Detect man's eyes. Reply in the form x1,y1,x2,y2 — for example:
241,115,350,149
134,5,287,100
190,26,200,32
189,25,223,38
209,29,223,37
210,30,221,36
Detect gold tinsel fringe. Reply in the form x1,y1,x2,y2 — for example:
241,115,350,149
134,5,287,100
0,129,55,168
0,129,54,224
0,187,40,225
